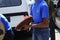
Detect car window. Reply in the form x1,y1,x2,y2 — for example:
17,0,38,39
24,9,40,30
0,0,22,7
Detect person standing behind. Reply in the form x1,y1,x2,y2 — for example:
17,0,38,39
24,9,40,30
30,0,50,40
45,0,56,40
0,14,14,40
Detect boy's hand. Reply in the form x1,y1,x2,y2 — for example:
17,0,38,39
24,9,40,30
22,25,30,30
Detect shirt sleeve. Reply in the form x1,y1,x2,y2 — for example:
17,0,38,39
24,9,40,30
41,5,49,18
1,14,11,31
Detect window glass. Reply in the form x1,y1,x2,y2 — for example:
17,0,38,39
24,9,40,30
0,0,22,7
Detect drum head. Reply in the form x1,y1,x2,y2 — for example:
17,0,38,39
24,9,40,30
15,16,32,31
0,21,5,40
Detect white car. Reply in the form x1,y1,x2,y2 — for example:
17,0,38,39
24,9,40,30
0,0,30,40
55,8,60,29
0,0,28,27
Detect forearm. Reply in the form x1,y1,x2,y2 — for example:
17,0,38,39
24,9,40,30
31,22,49,28
31,18,49,28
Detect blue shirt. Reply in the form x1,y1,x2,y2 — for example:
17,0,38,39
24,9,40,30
0,14,12,31
30,0,49,24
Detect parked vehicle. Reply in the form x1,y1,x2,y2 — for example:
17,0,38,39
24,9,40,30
0,0,32,40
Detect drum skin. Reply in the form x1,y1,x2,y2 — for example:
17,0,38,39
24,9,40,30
0,21,5,40
15,16,32,31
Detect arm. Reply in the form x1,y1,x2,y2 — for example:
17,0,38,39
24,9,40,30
31,5,49,28
0,14,11,31
31,18,49,28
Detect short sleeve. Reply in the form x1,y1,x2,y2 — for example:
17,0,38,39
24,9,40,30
1,14,11,31
41,5,49,18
